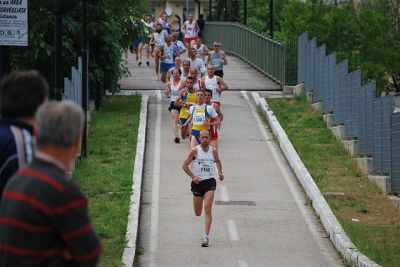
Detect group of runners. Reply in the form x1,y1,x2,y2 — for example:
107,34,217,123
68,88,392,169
129,11,229,248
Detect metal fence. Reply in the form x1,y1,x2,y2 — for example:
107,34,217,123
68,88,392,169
62,57,82,106
203,22,286,85
298,31,400,194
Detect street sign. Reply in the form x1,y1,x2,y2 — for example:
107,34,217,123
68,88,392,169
0,0,28,46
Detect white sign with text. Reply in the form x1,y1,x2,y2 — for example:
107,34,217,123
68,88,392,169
0,0,28,46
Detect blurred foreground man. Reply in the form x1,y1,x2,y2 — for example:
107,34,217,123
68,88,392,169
0,101,101,267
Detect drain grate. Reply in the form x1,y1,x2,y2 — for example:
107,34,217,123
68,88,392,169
215,201,256,206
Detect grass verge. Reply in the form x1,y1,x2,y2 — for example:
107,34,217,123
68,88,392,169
267,93,400,267
73,95,141,267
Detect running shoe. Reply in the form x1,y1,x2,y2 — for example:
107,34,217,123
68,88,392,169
138,61,142,66
174,137,180,143
146,61,150,66
201,235,209,247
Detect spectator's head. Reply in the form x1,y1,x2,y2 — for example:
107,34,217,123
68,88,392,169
35,101,85,166
0,70,48,118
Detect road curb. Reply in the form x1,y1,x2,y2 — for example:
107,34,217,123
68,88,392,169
122,95,148,267
254,93,380,267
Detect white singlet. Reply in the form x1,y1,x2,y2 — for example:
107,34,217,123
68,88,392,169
170,79,182,101
153,31,165,49
181,67,190,81
205,75,220,102
193,80,201,91
184,21,196,38
192,145,215,180
162,43,174,64
194,44,205,61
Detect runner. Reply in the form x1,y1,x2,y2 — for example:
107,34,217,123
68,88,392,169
192,37,209,62
183,90,220,150
189,68,202,91
181,59,191,81
172,32,186,57
159,12,173,34
182,13,199,56
159,34,178,83
164,68,182,143
189,48,206,80
201,64,228,108
207,41,227,77
166,56,182,82
182,129,224,247
149,23,166,80
204,89,223,149
175,76,197,140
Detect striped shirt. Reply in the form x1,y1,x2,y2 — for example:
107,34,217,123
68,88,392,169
0,155,101,266
0,118,35,197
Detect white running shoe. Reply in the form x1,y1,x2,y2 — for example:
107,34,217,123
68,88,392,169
201,235,209,247
155,74,159,81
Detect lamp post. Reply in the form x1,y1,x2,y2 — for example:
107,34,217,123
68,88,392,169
244,0,247,25
224,0,227,21
269,0,273,38
209,0,212,20
81,0,88,157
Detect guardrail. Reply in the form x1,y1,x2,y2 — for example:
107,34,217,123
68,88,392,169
298,31,400,194
203,21,286,85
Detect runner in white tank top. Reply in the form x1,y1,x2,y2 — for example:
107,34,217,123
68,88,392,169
165,68,183,143
189,68,202,91
201,64,228,107
192,37,209,61
182,130,224,247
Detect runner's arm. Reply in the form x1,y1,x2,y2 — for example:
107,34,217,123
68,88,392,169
181,22,186,34
174,90,186,107
212,148,224,181
182,149,200,183
166,69,172,81
164,82,171,97
222,51,228,65
217,77,228,93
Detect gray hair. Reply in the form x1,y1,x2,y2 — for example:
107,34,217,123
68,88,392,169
36,100,85,148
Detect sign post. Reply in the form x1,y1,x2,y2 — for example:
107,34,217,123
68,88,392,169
0,0,28,77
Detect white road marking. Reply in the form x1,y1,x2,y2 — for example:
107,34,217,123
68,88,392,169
219,185,229,202
149,92,162,267
238,259,250,267
248,93,339,262
241,90,249,100
227,220,240,241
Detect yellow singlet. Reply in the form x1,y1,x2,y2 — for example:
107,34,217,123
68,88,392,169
179,90,197,119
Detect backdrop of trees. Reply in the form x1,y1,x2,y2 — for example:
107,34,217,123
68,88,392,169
212,0,400,94
11,0,147,107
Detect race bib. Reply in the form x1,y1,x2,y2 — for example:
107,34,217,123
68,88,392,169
193,112,205,125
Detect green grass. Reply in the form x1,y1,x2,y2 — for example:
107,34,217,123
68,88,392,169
73,95,141,267
267,93,400,267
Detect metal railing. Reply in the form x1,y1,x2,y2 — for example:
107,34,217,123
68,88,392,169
62,57,82,106
203,22,286,85
298,31,400,194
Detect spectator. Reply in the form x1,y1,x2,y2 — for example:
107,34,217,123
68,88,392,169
197,14,205,38
0,70,48,196
0,100,101,267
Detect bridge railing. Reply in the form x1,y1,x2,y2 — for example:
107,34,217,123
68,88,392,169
203,22,286,85
298,31,400,194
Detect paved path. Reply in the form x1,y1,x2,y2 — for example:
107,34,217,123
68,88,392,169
118,54,343,267
118,53,281,91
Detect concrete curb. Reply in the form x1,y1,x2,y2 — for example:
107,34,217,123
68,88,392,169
122,95,148,267
254,93,380,267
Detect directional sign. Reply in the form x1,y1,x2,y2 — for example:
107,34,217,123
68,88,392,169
0,0,28,46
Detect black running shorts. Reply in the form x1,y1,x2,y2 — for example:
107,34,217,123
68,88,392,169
191,178,216,197
168,101,180,112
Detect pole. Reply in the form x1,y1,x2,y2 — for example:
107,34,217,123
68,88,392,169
0,46,11,79
55,14,63,100
269,0,273,38
244,0,247,25
186,0,189,19
209,0,212,20
224,0,227,21
81,0,88,157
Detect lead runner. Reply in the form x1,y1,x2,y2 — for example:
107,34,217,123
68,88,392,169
182,130,224,247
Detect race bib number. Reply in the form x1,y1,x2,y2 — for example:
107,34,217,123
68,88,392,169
193,112,205,125
199,160,214,178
